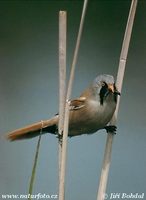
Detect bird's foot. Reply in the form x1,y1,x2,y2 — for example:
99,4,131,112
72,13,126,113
56,132,63,142
104,125,117,134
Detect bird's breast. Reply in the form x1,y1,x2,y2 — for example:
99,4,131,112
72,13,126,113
68,96,116,136
87,98,116,126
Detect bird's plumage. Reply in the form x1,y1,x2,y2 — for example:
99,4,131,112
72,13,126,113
7,74,120,141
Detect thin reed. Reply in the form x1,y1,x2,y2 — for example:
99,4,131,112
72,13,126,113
97,1,138,200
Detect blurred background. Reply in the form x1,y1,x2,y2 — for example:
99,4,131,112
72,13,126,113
0,0,146,199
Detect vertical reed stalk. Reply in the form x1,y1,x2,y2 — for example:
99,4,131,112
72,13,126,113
58,1,88,200
58,10,67,196
28,122,43,200
97,1,138,200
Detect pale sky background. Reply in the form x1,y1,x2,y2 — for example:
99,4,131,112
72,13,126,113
0,1,146,200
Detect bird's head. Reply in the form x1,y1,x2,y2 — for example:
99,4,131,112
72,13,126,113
93,74,120,105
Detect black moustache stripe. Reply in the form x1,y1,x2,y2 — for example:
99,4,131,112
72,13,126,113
100,84,119,105
100,84,108,105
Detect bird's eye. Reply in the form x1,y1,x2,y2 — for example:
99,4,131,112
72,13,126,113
101,82,106,87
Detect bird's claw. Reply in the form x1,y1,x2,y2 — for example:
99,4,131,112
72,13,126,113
105,125,117,134
56,131,63,140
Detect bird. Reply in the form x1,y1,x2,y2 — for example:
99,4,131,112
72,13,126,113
7,74,120,141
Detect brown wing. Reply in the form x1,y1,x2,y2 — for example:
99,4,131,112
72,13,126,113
69,97,86,110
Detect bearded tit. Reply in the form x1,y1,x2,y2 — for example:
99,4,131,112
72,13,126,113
7,74,120,141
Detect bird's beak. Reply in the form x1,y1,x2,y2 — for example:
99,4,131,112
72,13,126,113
108,84,114,93
108,84,121,96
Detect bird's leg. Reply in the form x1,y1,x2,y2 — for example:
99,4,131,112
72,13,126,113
104,125,117,134
56,130,63,144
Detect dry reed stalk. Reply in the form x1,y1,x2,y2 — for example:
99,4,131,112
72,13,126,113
58,10,67,196
97,1,138,200
58,1,88,200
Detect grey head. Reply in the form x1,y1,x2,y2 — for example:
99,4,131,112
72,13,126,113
92,74,120,104
93,74,115,87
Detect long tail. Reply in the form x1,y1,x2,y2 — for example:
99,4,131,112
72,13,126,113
6,116,58,141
